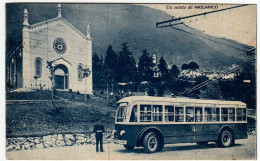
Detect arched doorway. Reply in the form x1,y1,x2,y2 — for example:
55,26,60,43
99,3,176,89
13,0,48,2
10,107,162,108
54,64,69,90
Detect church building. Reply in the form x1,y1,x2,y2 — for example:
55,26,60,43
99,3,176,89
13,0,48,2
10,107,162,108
6,4,93,94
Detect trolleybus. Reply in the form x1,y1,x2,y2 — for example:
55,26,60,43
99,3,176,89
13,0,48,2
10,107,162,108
114,96,247,153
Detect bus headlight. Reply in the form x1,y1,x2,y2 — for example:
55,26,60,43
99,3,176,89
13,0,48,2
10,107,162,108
120,130,125,136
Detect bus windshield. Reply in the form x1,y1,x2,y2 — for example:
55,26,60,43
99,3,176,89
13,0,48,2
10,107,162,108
116,102,128,122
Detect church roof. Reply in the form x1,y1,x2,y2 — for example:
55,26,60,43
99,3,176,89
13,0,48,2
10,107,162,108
29,16,91,41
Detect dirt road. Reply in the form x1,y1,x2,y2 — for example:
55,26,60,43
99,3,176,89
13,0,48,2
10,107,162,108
6,135,256,160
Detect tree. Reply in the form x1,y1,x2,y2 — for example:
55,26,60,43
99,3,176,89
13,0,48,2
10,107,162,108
201,81,222,99
167,64,180,90
46,61,56,101
219,63,256,110
170,80,191,95
104,45,118,83
188,75,208,97
169,64,180,80
181,62,199,71
46,61,63,114
92,53,104,89
181,63,189,70
117,42,137,83
157,84,166,97
138,49,154,82
158,56,169,82
188,62,199,71
147,86,155,96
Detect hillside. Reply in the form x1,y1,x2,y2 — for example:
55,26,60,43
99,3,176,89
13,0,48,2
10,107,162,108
6,4,254,70
6,91,116,137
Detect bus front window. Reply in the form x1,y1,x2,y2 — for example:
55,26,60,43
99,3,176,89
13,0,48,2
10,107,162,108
116,103,128,122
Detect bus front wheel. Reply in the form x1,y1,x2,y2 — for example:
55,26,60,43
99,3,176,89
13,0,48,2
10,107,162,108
143,132,159,153
218,130,233,147
124,145,135,150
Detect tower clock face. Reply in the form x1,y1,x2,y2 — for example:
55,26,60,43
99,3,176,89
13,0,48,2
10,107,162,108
53,38,67,54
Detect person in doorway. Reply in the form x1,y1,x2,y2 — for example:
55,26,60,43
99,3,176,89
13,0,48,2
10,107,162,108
93,120,105,152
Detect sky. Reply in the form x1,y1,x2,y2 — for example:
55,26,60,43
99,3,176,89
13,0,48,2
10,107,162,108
141,4,256,47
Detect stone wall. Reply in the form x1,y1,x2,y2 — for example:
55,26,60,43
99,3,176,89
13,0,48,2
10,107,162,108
6,132,113,152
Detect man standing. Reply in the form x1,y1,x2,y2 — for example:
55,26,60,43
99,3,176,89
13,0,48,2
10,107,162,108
93,120,105,152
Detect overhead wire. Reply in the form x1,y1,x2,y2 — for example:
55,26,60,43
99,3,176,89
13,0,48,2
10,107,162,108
220,38,252,49
156,4,249,27
170,25,250,53
181,59,256,95
157,4,254,53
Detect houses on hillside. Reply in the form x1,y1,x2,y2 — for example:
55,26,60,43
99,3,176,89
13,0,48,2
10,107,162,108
152,54,237,80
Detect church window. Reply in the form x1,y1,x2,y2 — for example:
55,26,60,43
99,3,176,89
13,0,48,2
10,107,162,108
53,38,67,54
78,65,83,82
35,59,42,78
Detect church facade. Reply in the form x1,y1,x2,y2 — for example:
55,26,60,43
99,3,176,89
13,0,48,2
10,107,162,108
6,4,93,94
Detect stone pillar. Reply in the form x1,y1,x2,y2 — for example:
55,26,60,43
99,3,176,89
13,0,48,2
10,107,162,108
23,9,29,26
58,4,62,17
86,24,91,39
86,24,92,94
22,8,31,88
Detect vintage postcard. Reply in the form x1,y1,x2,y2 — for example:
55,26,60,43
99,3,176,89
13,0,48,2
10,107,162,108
5,3,256,160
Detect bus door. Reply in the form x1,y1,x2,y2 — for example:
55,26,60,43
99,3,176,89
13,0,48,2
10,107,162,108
203,106,221,141
164,105,186,144
185,106,204,142
164,105,202,143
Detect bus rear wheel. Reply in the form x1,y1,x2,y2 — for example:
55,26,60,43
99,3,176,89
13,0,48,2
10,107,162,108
218,130,233,147
143,132,159,153
124,145,135,150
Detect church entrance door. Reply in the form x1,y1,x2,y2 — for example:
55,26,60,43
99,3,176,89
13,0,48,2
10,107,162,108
54,64,69,90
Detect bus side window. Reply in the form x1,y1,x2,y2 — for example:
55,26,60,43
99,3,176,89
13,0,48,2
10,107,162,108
228,108,235,121
212,108,220,122
221,108,228,121
186,107,194,122
242,108,246,121
140,105,152,122
236,108,242,121
195,107,202,122
175,107,184,122
130,105,137,122
153,105,162,122
165,106,174,122
204,107,212,122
